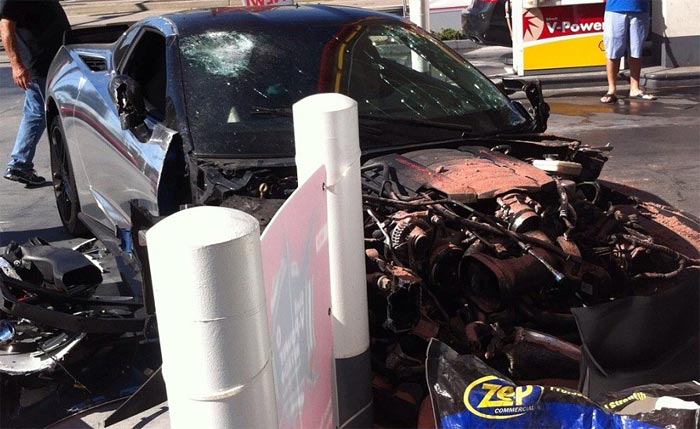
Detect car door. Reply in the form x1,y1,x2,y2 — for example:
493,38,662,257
80,27,175,230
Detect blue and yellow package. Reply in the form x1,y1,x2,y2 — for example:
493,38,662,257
426,339,700,429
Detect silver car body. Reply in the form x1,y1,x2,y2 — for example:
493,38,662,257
46,16,178,231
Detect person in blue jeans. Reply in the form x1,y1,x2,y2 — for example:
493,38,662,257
0,0,69,186
600,0,656,104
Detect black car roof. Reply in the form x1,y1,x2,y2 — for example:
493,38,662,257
163,4,404,36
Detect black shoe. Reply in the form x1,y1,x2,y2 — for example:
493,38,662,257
3,168,46,186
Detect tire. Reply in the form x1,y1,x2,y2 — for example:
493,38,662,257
49,116,89,237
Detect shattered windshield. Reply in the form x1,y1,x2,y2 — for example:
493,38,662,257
179,20,528,157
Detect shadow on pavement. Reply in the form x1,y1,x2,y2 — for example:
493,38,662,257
0,226,73,247
25,181,54,190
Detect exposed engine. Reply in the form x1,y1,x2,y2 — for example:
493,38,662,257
360,145,700,417
2,141,698,427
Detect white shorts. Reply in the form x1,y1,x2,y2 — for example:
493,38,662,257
603,11,650,59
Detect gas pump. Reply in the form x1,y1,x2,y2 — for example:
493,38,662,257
511,0,606,75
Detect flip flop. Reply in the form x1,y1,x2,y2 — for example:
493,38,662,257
600,93,618,104
630,92,657,100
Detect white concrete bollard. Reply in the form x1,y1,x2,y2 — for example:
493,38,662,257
146,206,278,429
293,94,372,428
409,0,430,31
409,0,431,72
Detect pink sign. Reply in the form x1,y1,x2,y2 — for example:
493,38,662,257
261,167,334,429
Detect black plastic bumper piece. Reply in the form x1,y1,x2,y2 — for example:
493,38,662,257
0,276,144,334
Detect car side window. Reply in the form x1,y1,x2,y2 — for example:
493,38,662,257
121,30,167,120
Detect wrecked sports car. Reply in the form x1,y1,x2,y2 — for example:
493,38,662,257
0,4,698,427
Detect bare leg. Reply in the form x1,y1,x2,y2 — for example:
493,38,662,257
606,57,621,95
628,56,642,95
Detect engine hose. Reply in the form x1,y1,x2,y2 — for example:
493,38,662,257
617,233,700,264
366,208,407,267
363,194,503,232
518,242,566,283
421,284,450,322
555,179,569,220
555,178,578,236
577,181,602,204
361,180,385,196
361,163,420,202
622,226,652,241
468,229,500,252
632,257,686,281
387,181,420,202
366,208,392,246
361,162,391,178
442,202,584,264
378,180,391,198
361,163,391,196
362,194,583,265
516,299,577,332
363,194,456,208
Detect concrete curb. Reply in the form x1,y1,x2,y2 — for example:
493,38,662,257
483,62,700,92
442,40,699,91
442,39,480,51
644,67,700,90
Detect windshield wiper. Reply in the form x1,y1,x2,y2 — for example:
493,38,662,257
358,114,473,134
253,108,472,133
251,106,292,116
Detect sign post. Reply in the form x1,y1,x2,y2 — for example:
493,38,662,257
293,94,373,429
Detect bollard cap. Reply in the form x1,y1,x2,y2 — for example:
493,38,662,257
293,93,356,115
146,206,260,249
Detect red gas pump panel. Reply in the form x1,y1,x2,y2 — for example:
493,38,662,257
523,4,604,41
512,0,606,74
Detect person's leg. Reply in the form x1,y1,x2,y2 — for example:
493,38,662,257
605,57,621,97
628,12,654,98
628,56,642,94
6,77,47,172
602,11,627,102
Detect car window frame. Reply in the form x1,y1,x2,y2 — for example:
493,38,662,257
116,27,168,123
115,26,164,74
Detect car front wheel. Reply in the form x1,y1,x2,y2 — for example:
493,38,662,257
49,116,89,237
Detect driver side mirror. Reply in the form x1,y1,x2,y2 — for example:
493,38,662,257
109,74,147,131
500,78,550,133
